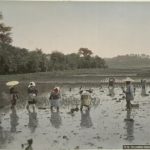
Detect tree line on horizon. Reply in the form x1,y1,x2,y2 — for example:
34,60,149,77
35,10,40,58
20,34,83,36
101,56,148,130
0,13,107,75
105,54,150,69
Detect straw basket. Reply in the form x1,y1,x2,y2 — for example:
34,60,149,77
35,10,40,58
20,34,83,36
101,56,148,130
81,94,91,106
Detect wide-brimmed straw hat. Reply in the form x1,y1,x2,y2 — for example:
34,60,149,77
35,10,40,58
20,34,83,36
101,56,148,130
123,77,134,82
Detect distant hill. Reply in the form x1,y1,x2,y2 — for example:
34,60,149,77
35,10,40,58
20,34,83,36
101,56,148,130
105,54,150,69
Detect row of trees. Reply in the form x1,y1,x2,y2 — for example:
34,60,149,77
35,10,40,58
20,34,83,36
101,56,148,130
49,48,107,71
0,12,107,74
0,45,107,74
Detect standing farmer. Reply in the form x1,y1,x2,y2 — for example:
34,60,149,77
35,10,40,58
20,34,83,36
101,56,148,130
27,82,38,111
6,81,19,109
108,77,115,96
49,87,61,112
122,77,134,110
141,79,147,96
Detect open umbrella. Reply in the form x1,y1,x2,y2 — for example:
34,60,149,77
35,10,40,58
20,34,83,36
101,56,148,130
6,81,19,86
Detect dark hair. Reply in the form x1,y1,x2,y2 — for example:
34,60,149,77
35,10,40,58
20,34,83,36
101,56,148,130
126,81,131,85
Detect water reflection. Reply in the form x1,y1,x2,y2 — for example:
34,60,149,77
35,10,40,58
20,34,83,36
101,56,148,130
141,89,147,96
0,125,7,147
50,111,62,128
10,108,19,133
108,87,115,97
124,110,134,142
80,110,93,128
28,110,38,133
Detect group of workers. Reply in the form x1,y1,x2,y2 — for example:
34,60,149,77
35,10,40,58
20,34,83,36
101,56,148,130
8,77,148,112
108,77,148,110
9,81,61,112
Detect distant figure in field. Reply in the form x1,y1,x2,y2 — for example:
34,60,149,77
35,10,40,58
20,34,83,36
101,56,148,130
9,86,19,109
108,77,115,96
122,77,134,110
49,87,61,112
22,139,33,150
134,86,136,95
69,87,72,92
26,82,38,112
141,79,148,96
80,85,84,90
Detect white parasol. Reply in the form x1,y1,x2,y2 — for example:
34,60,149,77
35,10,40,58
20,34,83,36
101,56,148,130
6,81,19,86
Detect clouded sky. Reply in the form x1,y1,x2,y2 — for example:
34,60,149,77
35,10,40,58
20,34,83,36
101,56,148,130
0,1,150,57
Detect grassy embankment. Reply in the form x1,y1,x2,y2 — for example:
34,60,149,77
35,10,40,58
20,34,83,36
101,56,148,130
0,68,149,84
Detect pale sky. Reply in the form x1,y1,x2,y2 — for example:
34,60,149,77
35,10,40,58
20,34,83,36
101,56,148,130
0,1,150,58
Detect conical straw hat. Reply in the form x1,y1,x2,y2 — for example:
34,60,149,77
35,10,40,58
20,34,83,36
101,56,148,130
123,77,134,82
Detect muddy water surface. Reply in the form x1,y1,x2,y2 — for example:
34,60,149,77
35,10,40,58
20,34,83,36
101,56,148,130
0,85,150,150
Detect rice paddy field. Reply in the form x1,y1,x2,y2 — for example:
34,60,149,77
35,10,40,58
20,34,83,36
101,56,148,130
0,69,150,150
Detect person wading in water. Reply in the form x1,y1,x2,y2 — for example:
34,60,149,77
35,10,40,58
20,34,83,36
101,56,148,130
9,85,19,109
122,77,134,110
49,87,61,112
26,82,38,112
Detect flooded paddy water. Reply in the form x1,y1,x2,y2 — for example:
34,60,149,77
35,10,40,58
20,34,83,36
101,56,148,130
0,80,150,150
